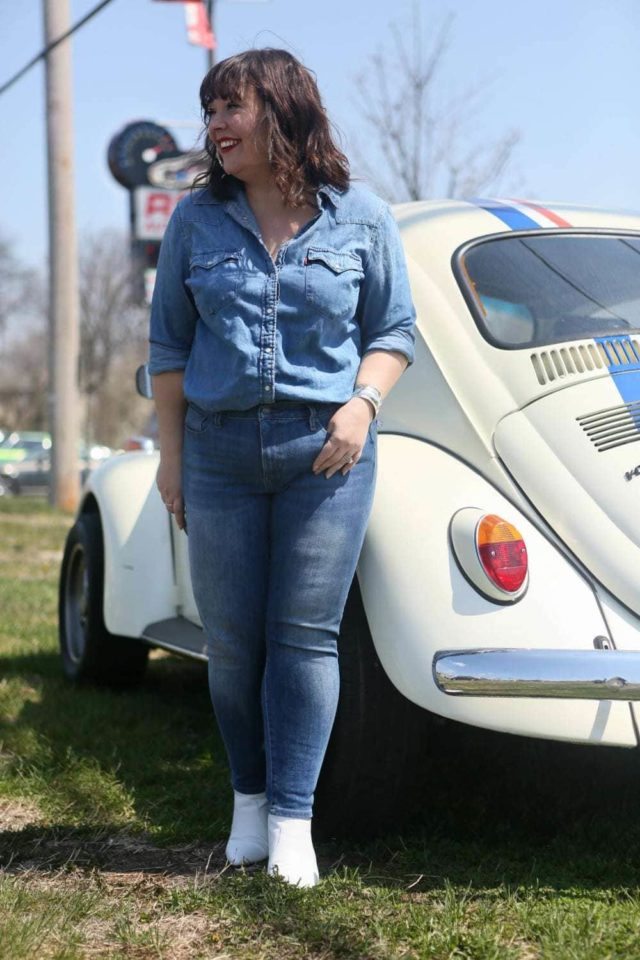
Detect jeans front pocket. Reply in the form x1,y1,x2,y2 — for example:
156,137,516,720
184,402,210,435
312,402,343,435
304,247,364,322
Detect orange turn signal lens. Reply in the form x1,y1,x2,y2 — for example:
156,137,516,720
476,514,528,593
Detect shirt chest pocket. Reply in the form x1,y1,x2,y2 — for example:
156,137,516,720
186,251,243,317
304,247,364,322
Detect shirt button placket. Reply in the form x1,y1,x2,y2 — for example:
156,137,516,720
270,245,287,385
263,272,277,401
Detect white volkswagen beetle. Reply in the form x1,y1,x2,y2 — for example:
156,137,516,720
59,197,640,835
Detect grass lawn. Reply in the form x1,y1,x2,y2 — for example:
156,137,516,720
2,496,640,958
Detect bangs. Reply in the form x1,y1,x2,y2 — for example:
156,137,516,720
200,58,252,113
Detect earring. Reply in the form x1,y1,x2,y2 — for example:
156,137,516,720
214,150,227,178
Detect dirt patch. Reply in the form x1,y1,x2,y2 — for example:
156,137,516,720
34,549,63,562
0,798,45,831
2,865,244,959
0,832,270,958
0,513,70,529
1,827,230,878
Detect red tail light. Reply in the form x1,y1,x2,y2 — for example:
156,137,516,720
476,514,528,592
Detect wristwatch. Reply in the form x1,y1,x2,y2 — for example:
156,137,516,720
352,383,382,419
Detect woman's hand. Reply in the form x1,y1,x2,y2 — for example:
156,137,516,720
156,454,186,531
312,397,374,479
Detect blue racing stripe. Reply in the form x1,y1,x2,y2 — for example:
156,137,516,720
596,336,640,406
470,198,541,231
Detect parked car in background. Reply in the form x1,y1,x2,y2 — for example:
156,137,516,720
0,442,112,497
58,197,640,836
0,431,51,464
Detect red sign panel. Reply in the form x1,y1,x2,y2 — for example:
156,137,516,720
184,2,215,49
133,188,188,241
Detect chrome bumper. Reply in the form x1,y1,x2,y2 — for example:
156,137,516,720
433,649,640,700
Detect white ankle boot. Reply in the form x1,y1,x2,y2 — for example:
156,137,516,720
225,790,269,865
267,813,319,887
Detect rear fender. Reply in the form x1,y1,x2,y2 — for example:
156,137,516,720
81,452,177,637
358,435,636,746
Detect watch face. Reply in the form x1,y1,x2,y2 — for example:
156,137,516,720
107,122,180,189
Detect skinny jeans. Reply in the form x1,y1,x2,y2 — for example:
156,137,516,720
182,399,377,819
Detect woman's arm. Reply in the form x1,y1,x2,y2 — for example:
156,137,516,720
148,204,197,532
311,350,409,479
152,371,187,531
354,348,409,404
312,201,416,479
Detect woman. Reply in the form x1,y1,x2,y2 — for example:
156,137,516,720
148,48,416,888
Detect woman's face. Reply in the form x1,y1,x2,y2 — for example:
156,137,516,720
207,85,270,182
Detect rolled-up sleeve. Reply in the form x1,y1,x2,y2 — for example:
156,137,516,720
357,205,416,366
148,204,197,375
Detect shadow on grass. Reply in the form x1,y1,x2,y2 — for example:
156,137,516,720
4,648,640,893
0,821,228,878
348,715,640,891
0,650,232,848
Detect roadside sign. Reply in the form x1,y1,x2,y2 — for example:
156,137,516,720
133,188,187,240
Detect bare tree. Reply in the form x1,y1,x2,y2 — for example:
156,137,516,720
78,230,151,446
0,234,47,430
0,229,152,443
351,5,522,202
0,327,48,430
0,233,42,345
78,230,146,394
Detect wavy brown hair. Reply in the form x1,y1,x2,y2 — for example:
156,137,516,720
193,48,350,207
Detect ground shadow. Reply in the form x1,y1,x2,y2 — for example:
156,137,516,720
3,649,640,894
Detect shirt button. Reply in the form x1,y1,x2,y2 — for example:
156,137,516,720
265,346,273,353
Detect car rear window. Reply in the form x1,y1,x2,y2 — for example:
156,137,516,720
458,233,640,348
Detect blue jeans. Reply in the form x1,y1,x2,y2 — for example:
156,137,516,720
182,400,377,819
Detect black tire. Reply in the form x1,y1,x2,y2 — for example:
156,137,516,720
58,511,149,687
0,476,17,497
315,576,436,840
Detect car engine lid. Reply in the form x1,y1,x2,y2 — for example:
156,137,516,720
494,373,640,616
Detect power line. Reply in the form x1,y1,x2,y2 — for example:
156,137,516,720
0,0,118,99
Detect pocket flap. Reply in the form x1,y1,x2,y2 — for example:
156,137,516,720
189,250,240,270
306,247,363,274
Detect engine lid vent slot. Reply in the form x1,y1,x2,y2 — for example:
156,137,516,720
577,400,640,452
531,337,640,386
531,343,606,385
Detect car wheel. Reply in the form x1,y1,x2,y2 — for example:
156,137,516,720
314,576,436,840
59,511,149,687
0,476,16,497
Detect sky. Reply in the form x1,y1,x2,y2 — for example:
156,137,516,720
1,0,639,269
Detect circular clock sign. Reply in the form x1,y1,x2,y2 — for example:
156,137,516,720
107,122,180,189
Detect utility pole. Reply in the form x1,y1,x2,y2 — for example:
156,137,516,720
43,0,80,511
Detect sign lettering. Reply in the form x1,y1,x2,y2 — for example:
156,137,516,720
133,187,188,241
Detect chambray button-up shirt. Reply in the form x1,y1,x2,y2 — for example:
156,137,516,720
148,179,416,411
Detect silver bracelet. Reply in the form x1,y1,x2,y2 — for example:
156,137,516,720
352,383,382,418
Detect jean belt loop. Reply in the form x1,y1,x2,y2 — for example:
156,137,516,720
213,411,223,428
306,403,319,432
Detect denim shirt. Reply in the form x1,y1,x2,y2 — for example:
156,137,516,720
148,179,416,411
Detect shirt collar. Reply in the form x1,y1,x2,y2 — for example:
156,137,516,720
193,179,343,208
317,183,342,208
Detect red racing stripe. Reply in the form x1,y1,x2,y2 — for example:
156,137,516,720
510,198,572,227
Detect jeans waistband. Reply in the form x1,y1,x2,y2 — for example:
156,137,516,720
231,400,341,418
187,398,344,428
